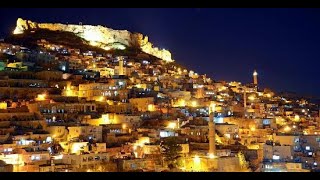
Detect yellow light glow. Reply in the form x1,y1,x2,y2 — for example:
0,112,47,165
167,122,177,129
102,114,110,124
122,124,127,129
209,153,216,159
177,99,186,107
0,102,7,110
83,30,103,42
253,70,258,76
36,93,47,101
209,103,216,114
71,145,80,154
218,86,227,92
147,104,155,111
294,115,300,122
284,126,291,132
103,46,111,51
191,101,197,107
248,95,255,101
65,84,76,96
13,28,22,35
193,155,200,164
250,127,256,132
97,96,105,102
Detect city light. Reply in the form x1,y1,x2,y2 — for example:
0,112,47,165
101,114,110,124
209,102,216,114
209,153,216,159
177,99,186,107
167,122,177,129
284,126,291,132
191,101,197,107
97,96,105,102
36,93,47,101
147,104,155,111
248,95,255,101
4,16,319,173
193,155,200,164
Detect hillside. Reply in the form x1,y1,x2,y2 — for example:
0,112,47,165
5,29,162,61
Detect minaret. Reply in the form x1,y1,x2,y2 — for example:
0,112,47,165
253,70,258,85
208,103,216,156
118,56,124,76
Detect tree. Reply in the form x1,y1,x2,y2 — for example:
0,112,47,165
160,137,182,168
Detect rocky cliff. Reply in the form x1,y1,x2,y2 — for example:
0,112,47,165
13,18,174,62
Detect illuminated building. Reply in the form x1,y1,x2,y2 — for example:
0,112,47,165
67,126,103,142
118,56,124,76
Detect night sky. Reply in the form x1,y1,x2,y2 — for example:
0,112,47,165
1,8,320,97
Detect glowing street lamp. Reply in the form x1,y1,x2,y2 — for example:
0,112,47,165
208,153,216,159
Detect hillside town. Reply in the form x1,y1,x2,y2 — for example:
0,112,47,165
0,19,319,172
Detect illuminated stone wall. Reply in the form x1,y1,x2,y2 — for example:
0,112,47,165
14,18,174,63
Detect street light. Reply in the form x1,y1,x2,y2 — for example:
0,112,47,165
208,153,216,159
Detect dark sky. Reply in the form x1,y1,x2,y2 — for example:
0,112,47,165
1,8,320,97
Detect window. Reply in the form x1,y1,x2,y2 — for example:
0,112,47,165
273,155,280,160
306,146,310,151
